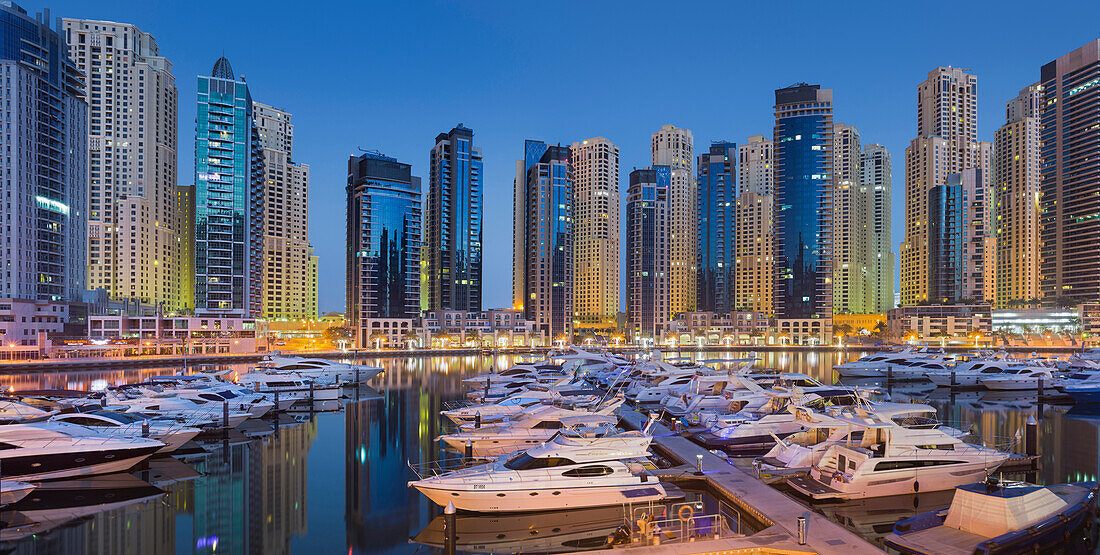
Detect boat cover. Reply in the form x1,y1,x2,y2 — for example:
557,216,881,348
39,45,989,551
944,483,1068,537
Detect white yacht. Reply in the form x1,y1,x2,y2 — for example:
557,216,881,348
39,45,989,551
127,378,275,418
979,366,1057,390
50,410,202,453
262,354,383,384
411,426,673,512
235,370,342,404
926,359,1017,388
787,419,1008,500
94,392,253,429
0,399,56,423
438,401,622,457
0,422,164,481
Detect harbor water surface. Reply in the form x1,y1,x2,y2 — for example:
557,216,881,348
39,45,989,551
0,350,1094,553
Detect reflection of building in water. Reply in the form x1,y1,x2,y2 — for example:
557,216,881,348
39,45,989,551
185,421,315,554
1047,408,1098,484
84,484,180,554
345,372,451,553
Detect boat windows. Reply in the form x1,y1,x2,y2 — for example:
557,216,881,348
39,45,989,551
198,394,224,402
915,444,955,450
91,411,143,423
0,442,18,450
279,364,324,371
532,421,563,430
503,453,577,470
60,416,111,427
562,465,615,478
874,459,965,471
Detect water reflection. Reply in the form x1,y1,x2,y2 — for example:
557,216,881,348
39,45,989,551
0,350,1096,553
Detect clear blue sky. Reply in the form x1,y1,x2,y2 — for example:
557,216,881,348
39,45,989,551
33,0,1100,313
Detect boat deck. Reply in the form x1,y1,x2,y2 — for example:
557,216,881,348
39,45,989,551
614,408,881,555
886,526,982,555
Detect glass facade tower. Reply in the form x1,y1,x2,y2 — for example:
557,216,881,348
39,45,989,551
424,125,482,312
696,142,737,314
627,167,670,339
193,57,263,316
0,2,87,302
772,84,833,319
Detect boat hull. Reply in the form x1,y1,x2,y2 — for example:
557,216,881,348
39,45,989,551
412,482,670,512
0,445,162,481
834,366,884,378
789,459,1004,501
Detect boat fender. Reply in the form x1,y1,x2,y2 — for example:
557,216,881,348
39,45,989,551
913,480,920,493
678,505,694,522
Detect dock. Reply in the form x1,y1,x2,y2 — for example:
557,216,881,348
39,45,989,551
601,408,882,555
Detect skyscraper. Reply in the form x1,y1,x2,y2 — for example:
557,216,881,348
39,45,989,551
424,125,482,312
513,141,573,340
626,167,670,340
346,152,421,346
901,67,983,306
994,84,1041,307
832,123,862,314
772,84,833,320
735,136,774,314
861,144,894,312
929,168,989,303
0,3,87,302
571,137,619,331
193,57,263,317
651,125,695,316
696,142,737,314
1040,40,1100,303
254,102,312,320
62,19,180,311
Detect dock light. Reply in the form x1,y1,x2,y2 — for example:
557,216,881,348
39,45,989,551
696,453,704,475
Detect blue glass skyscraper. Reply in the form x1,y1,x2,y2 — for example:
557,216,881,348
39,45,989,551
627,166,670,339
772,84,833,319
696,142,737,314
346,152,422,346
929,168,988,303
424,125,482,312
193,57,264,316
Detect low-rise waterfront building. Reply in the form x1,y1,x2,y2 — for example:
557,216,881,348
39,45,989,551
991,308,1079,334
773,318,831,346
88,315,263,353
887,304,992,341
662,311,768,346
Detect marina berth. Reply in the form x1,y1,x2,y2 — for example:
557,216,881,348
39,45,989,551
410,425,676,512
886,479,1098,555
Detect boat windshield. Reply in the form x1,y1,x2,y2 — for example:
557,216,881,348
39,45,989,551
90,411,145,424
503,453,577,470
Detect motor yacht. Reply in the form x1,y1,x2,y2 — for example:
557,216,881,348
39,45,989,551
235,370,342,405
437,400,622,457
442,389,602,426
0,399,55,423
0,422,164,481
978,366,1057,391
886,479,1098,555
926,359,1018,388
123,378,275,418
411,426,674,512
50,410,201,453
261,353,383,384
88,391,254,429
833,349,933,378
787,418,1008,500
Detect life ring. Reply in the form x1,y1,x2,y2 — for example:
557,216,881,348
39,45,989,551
678,505,694,522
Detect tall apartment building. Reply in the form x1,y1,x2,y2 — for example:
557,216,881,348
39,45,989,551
424,125,483,313
651,125,695,316
62,19,179,311
1040,40,1100,303
193,57,263,317
832,123,862,314
307,246,318,318
993,84,1042,307
929,168,989,303
253,102,312,320
772,84,833,320
901,67,984,305
735,136,774,314
0,3,87,303
738,135,773,196
513,141,573,339
345,152,421,346
861,144,894,312
696,142,737,314
571,137,619,330
626,167,670,339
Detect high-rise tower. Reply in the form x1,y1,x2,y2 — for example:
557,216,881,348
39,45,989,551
993,84,1042,307
0,3,87,303
425,125,483,312
861,144,894,312
63,19,179,311
627,167,670,339
735,136,774,314
254,102,312,319
832,123,862,314
651,125,695,316
193,57,264,316
772,84,833,320
571,137,619,331
1040,40,1100,303
696,142,737,314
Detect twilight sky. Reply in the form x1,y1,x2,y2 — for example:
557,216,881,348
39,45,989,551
38,0,1100,313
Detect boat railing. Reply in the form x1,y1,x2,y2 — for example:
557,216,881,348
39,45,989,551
630,500,741,545
442,400,472,411
407,456,493,480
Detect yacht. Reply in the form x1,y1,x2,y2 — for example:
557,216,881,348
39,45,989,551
261,353,383,384
437,400,622,457
89,391,254,429
124,378,275,418
0,422,164,480
0,399,55,423
694,390,861,456
411,426,674,512
787,418,1008,500
926,359,1018,388
235,370,342,404
442,389,601,426
978,366,1057,391
50,410,202,453
886,479,1098,555
834,349,934,378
